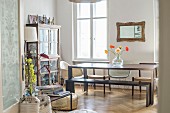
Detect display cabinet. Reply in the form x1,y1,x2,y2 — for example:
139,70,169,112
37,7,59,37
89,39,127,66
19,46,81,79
26,24,61,86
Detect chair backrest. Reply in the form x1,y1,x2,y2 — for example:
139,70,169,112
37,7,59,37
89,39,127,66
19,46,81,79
139,62,159,77
60,61,83,80
60,61,70,70
108,70,131,79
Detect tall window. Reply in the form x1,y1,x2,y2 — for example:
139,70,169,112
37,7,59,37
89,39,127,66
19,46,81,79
74,0,107,60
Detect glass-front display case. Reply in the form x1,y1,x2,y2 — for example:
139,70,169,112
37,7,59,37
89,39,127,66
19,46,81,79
26,24,61,86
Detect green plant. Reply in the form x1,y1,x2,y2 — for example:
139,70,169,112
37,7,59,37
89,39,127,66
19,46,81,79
25,58,36,96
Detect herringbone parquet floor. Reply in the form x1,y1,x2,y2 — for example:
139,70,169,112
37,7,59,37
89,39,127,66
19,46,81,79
74,85,157,113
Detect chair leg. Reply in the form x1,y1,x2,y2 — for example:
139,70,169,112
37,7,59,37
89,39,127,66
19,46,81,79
104,84,105,95
104,77,106,94
94,83,96,89
132,77,134,96
109,77,111,91
139,81,142,93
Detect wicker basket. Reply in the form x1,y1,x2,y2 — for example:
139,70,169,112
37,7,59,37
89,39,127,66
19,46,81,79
20,96,40,113
51,93,78,111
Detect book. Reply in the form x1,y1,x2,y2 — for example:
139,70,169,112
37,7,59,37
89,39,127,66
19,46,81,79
36,84,63,95
48,91,70,97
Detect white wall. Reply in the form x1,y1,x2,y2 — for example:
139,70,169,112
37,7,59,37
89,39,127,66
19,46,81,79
24,0,58,24
56,0,155,65
56,0,73,64
108,0,155,63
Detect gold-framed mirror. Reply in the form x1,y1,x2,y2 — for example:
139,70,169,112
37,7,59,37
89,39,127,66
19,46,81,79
117,21,145,42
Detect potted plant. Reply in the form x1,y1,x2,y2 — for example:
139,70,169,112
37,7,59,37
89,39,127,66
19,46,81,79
25,58,36,96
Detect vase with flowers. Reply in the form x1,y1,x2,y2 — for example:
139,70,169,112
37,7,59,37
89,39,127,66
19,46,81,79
105,44,129,66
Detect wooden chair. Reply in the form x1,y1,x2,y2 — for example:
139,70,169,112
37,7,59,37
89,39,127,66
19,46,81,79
132,63,158,96
60,61,84,86
88,69,110,94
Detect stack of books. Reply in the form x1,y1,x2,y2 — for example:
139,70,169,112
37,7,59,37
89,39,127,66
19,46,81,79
54,91,70,96
36,84,63,95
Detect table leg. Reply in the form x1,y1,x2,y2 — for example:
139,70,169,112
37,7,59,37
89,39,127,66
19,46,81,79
66,80,75,93
70,93,72,110
150,69,155,105
83,68,88,93
146,84,150,107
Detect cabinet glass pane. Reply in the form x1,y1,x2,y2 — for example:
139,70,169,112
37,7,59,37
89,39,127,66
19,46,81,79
50,42,57,55
50,29,58,42
41,74,49,86
40,61,49,74
50,72,58,83
41,72,57,86
39,29,48,42
39,42,48,54
50,60,57,71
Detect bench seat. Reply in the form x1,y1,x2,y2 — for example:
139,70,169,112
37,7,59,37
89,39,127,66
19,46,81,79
66,78,151,107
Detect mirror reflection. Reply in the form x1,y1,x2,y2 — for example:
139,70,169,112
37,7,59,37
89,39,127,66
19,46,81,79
117,21,145,42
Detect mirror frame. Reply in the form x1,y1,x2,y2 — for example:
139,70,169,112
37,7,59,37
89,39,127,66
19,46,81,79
117,21,145,42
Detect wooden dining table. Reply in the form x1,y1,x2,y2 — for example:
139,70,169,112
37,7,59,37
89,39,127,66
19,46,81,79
67,63,158,105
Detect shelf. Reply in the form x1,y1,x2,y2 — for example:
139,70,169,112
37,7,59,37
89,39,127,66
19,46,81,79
40,70,58,75
40,55,60,61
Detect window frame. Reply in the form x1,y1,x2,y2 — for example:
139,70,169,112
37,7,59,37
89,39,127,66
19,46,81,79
73,1,109,62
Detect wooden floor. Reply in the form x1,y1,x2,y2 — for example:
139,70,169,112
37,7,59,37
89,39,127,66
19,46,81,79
72,85,158,113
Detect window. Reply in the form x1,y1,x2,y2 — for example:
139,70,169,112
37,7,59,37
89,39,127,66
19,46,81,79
74,0,108,61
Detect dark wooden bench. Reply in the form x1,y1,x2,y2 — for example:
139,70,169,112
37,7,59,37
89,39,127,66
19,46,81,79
66,78,151,107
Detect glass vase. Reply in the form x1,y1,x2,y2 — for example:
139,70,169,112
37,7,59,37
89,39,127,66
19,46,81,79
112,55,123,66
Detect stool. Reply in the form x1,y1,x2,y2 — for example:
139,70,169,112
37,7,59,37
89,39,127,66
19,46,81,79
69,109,97,113
51,93,78,111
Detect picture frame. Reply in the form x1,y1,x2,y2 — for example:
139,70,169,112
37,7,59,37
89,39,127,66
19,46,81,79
28,15,38,24
27,42,38,58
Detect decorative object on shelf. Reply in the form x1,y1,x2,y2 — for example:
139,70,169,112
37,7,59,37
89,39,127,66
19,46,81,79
25,58,37,96
48,17,51,24
51,17,54,25
40,53,50,59
36,15,54,25
105,44,129,66
69,0,102,3
28,15,38,24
